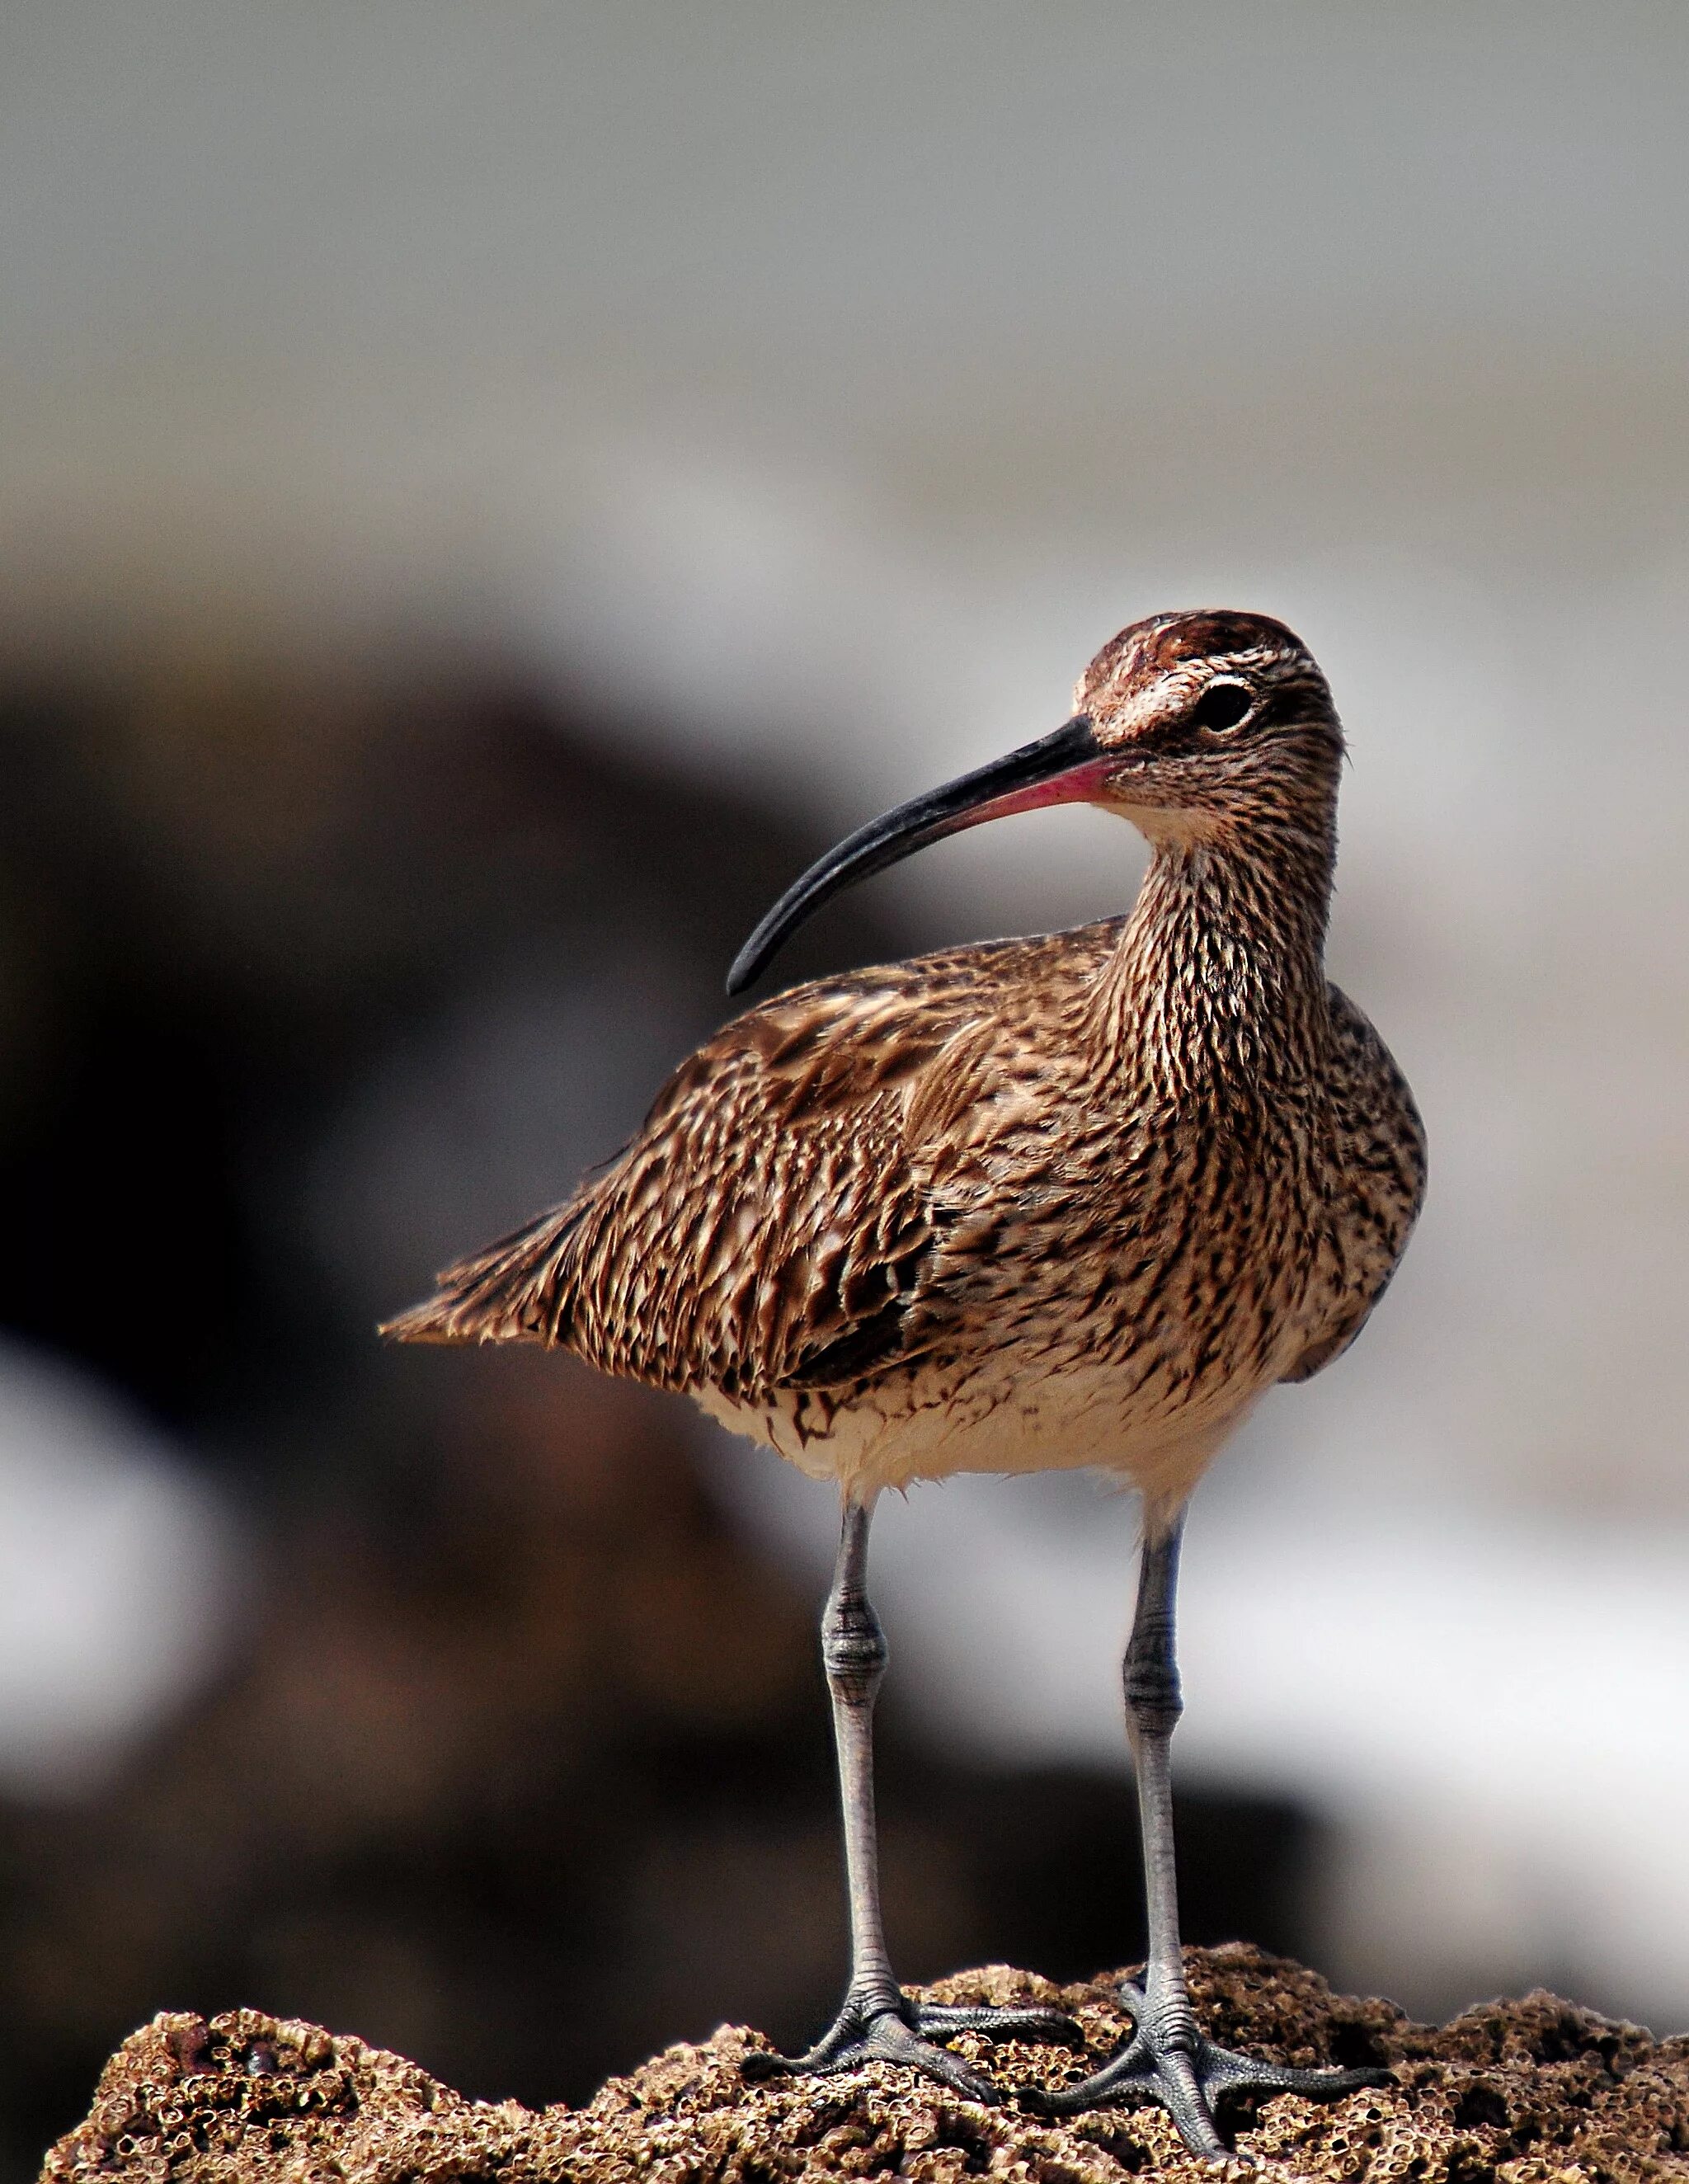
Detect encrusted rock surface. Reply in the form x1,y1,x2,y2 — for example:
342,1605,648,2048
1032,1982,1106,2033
41,1945,1689,2183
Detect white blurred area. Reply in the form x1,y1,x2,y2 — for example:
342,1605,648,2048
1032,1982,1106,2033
0,1339,240,1797
4,0,1689,2025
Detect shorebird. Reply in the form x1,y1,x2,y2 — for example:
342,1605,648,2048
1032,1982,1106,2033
386,609,1425,2158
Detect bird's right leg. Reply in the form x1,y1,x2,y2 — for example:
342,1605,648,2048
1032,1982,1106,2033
1040,1510,1387,2154
742,1492,1077,2102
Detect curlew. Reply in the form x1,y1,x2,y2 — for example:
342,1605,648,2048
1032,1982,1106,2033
386,610,1425,2157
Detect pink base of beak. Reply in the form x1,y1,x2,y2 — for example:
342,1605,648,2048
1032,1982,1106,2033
963,756,1120,827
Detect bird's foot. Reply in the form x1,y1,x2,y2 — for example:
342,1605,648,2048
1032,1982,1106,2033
741,1987,1081,2105
1037,1980,1390,2161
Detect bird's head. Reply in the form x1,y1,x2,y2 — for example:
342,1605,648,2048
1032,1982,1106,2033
1074,609,1343,845
727,609,1343,994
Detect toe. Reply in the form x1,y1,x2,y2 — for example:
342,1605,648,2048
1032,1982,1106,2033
918,2003,1081,2044
868,2017,1000,2104
1160,2051,1231,2162
1034,2034,1155,2116
1203,2050,1392,2100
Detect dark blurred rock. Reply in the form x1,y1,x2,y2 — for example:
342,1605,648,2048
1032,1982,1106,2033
0,662,908,1432
44,1946,1689,2182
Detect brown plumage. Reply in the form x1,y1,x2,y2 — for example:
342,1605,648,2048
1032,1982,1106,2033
387,607,1423,1525
386,607,1426,2146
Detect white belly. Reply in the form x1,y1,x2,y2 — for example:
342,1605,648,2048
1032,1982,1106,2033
696,1356,1260,1522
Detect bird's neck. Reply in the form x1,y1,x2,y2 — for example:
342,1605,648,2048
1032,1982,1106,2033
1103,810,1337,1092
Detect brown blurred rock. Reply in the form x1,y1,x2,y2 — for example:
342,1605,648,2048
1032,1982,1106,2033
42,1945,1689,2184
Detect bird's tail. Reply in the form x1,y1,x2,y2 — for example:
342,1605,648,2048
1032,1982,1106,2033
379,1200,588,1348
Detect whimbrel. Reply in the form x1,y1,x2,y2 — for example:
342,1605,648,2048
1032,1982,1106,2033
387,610,1426,2157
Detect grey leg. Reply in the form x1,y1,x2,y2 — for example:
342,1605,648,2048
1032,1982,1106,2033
1041,1511,1387,2155
742,1493,1078,2101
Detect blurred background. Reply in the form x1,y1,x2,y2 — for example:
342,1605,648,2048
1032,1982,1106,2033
3,2,1689,2171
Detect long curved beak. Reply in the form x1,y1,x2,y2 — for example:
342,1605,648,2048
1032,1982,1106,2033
727,714,1111,994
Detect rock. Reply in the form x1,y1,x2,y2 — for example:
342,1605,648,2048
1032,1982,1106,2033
40,1945,1689,2182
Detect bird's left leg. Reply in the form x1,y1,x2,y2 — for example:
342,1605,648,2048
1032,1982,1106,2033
1040,1509,1387,2157
743,1492,1078,2102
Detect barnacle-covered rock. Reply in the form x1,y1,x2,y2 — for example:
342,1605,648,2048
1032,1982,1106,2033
42,1946,1689,2183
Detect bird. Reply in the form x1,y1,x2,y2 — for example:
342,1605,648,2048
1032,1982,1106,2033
384,608,1426,2158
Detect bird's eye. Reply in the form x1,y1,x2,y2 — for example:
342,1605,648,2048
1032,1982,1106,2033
1188,680,1253,735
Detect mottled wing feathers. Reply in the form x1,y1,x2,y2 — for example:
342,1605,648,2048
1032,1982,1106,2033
379,1198,590,1349
384,925,1124,1400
